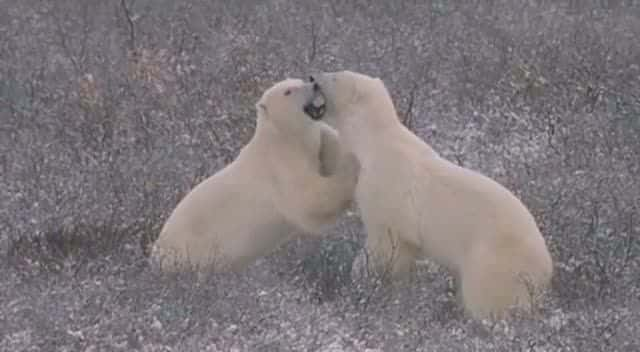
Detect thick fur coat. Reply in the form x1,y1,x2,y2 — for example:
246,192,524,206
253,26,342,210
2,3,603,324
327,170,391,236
150,78,359,273
308,70,553,320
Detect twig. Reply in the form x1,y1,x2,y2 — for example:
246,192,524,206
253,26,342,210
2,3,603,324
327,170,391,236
120,0,136,54
401,81,419,130
307,18,317,64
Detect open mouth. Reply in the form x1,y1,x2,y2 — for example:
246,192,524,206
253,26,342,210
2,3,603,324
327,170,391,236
303,89,326,120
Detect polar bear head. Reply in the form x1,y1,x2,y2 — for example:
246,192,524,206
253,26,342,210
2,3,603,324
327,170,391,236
256,78,327,135
303,70,397,130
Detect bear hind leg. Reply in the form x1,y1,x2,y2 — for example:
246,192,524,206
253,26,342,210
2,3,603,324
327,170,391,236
352,228,420,284
459,259,542,320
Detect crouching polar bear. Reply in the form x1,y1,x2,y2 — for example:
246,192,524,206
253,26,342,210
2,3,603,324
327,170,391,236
304,70,553,320
150,78,359,273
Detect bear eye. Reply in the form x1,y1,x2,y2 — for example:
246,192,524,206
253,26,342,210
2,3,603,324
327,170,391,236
284,89,291,96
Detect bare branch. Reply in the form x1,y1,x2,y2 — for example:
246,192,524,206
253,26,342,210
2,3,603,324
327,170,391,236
401,81,419,131
120,0,136,54
307,18,317,64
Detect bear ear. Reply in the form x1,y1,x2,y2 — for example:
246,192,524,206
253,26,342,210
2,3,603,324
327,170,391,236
370,77,384,87
256,102,268,117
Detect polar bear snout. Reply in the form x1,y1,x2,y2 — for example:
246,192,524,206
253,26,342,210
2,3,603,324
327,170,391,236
303,88,326,120
307,74,333,94
308,74,323,85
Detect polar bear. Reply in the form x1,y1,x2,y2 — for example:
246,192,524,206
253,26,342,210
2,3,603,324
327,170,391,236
150,78,359,273
304,70,553,320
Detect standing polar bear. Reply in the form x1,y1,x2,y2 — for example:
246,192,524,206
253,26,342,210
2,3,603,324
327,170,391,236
150,78,359,273
305,70,553,320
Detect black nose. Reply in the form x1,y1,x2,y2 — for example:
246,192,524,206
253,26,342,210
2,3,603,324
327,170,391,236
312,82,320,91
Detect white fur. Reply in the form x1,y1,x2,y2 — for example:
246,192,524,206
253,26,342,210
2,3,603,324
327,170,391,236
312,70,553,320
150,78,359,273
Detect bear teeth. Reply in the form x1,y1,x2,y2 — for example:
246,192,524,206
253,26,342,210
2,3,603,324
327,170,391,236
304,103,325,120
304,91,326,120
312,94,326,108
